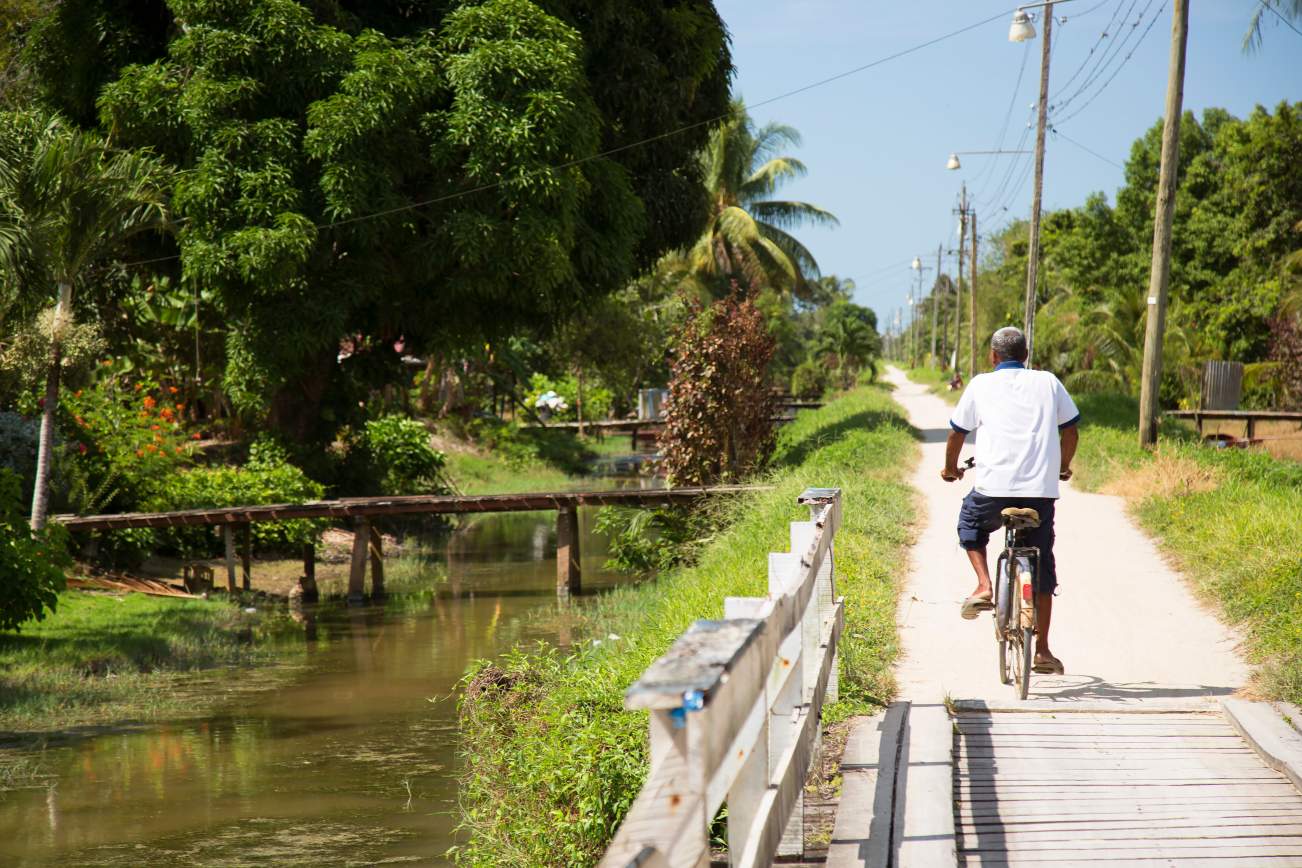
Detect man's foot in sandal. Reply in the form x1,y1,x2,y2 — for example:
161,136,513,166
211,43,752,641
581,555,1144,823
960,593,994,620
1033,652,1064,674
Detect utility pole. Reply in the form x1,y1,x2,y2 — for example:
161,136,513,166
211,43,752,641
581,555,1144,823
1023,2,1054,365
953,183,968,379
1138,0,1190,448
969,209,979,377
930,243,942,368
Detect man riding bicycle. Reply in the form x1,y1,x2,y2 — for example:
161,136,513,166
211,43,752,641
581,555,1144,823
941,327,1080,675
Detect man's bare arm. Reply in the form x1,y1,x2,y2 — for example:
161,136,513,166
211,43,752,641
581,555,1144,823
941,430,966,481
1059,425,1078,478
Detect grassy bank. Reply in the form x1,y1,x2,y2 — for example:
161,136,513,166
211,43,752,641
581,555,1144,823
455,386,917,866
0,591,293,738
904,365,960,404
441,429,634,494
1069,393,1302,703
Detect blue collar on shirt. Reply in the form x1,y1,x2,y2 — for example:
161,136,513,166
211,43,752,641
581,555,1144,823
994,360,1026,371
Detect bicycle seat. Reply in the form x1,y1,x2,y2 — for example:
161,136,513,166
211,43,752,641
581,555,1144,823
1000,507,1041,529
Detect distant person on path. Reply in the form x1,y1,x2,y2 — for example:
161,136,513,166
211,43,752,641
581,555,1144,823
940,327,1080,675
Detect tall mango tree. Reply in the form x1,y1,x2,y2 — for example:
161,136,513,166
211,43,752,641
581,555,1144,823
0,111,170,529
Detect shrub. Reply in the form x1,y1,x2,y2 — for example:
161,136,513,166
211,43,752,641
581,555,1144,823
0,469,68,631
0,411,39,500
146,437,326,557
791,359,828,400
660,291,776,485
351,415,447,496
524,372,614,423
593,505,704,574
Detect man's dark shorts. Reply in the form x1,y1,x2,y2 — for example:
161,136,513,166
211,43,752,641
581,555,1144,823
957,490,1058,594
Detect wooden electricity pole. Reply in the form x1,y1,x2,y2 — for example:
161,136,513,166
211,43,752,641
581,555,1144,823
930,243,942,367
1023,3,1053,365
954,184,968,379
969,209,978,378
1139,0,1190,448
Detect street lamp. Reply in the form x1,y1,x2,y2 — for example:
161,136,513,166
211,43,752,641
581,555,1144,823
945,149,1031,171
1009,8,1036,42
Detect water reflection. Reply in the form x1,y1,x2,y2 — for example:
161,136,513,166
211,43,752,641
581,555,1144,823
0,508,622,867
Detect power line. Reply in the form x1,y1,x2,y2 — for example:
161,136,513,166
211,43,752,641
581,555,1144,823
970,41,1033,197
1050,125,1125,169
1052,0,1157,119
1052,0,1146,114
1049,0,1128,103
1264,0,1302,38
1052,1,1166,126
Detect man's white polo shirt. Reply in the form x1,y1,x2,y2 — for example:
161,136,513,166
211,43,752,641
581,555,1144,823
950,361,1080,499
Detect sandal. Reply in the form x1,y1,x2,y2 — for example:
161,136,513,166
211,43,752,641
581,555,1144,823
960,593,994,620
1033,653,1065,674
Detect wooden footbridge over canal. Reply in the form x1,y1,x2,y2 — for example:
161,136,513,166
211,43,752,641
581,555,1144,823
53,485,763,601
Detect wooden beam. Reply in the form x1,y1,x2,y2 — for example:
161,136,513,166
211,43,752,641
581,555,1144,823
223,525,237,594
556,507,581,596
52,485,769,532
368,523,385,598
347,518,369,605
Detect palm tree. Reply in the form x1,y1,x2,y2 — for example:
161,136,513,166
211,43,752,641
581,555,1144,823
0,111,170,529
689,100,838,296
1243,1,1302,51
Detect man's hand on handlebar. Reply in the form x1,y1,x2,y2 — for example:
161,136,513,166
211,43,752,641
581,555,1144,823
941,456,975,483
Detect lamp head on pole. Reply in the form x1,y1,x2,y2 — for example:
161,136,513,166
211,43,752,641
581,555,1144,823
946,153,961,171
911,256,922,271
1009,8,1036,42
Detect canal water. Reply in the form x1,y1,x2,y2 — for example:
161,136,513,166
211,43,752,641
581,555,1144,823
0,508,633,866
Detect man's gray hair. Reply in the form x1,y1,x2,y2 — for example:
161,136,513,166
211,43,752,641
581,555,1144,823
991,326,1028,361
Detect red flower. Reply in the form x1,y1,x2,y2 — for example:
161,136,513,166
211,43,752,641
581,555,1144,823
168,386,179,395
143,396,156,409
191,432,202,440
150,424,161,431
135,449,145,458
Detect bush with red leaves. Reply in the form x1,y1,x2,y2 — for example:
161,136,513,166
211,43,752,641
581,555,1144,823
660,291,776,485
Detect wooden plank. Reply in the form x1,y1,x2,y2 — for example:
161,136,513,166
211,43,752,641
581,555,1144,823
959,839,1302,855
962,855,1302,867
958,822,1302,843
959,808,1302,824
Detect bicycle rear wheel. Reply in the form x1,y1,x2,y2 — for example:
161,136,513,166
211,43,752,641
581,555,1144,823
995,553,1014,684
1015,626,1034,699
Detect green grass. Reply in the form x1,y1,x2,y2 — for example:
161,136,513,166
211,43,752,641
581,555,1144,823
1070,393,1302,704
444,430,632,495
0,591,293,737
905,365,961,405
454,386,917,866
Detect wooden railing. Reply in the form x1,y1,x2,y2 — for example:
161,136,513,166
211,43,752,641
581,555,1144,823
599,487,844,868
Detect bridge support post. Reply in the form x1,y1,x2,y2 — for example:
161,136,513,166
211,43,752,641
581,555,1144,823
223,525,237,594
241,523,252,591
556,507,581,596
348,518,369,605
369,523,386,598
301,542,319,602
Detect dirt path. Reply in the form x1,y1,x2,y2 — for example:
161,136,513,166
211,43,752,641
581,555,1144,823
884,366,1248,707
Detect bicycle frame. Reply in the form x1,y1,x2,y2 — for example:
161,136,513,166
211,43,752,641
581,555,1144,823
994,525,1040,635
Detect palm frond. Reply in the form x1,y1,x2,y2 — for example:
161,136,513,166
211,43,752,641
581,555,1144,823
749,199,839,231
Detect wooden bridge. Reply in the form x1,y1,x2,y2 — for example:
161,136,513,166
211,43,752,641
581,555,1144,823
52,485,764,602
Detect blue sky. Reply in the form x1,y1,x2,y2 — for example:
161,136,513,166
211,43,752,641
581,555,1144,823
714,0,1302,327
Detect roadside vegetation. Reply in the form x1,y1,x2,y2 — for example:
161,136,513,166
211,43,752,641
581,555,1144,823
1068,393,1302,704
455,387,916,866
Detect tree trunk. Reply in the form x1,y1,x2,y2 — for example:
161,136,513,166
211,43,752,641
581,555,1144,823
30,282,72,530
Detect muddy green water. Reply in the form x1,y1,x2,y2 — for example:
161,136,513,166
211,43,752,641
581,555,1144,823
0,509,630,866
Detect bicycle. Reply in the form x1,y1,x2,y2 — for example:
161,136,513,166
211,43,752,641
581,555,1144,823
958,457,1058,699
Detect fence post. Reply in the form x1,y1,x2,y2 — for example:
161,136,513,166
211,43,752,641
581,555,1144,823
301,542,319,602
241,523,252,591
768,546,806,859
724,597,772,863
800,488,841,704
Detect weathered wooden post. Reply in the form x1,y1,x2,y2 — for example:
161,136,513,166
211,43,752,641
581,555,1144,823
223,525,237,594
347,517,369,605
368,523,385,598
241,523,252,591
769,539,806,858
800,487,841,704
556,505,581,596
301,542,319,602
